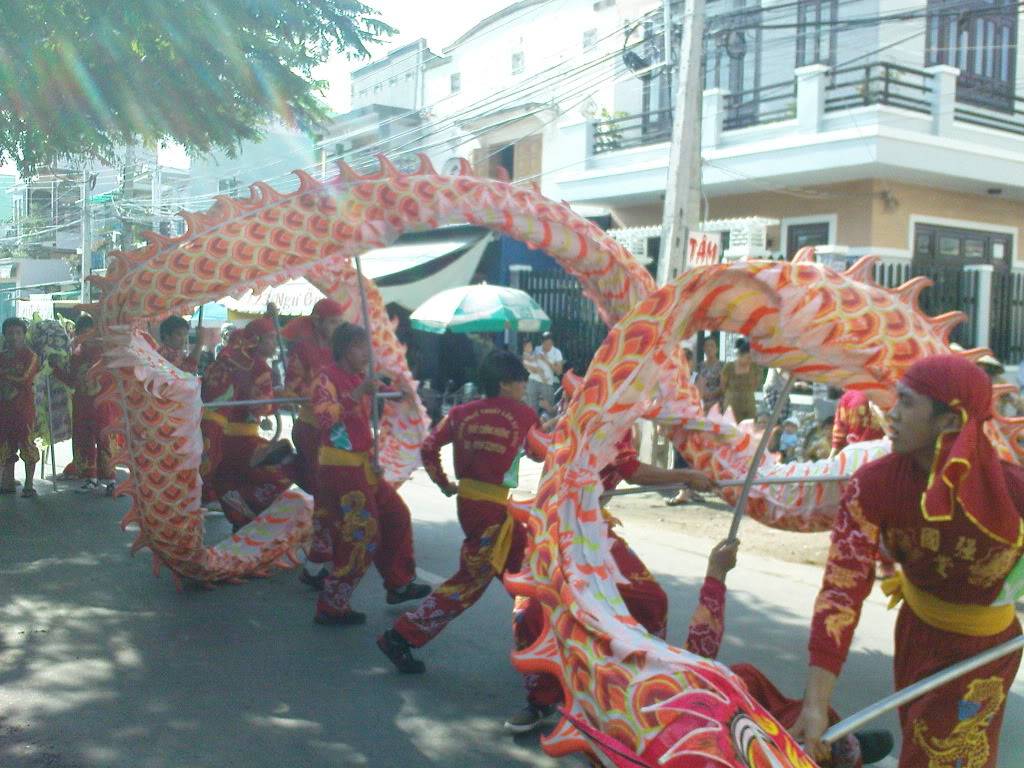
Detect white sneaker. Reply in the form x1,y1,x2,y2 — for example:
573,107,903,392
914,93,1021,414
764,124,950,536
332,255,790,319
75,480,101,493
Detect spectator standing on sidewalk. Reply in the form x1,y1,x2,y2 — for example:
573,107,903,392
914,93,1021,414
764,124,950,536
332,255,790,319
525,332,562,418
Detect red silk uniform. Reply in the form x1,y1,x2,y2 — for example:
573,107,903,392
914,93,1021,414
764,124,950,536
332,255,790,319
200,344,294,528
311,363,416,618
810,454,1024,767
515,434,670,708
53,338,113,480
157,343,199,374
0,346,40,466
831,390,885,450
393,396,538,647
284,335,334,494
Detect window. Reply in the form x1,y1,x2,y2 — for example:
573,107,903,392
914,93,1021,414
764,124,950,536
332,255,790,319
583,28,597,49
218,177,242,197
512,51,525,75
785,221,830,258
450,73,461,94
389,77,398,86
796,0,838,67
593,0,615,9
926,0,1017,111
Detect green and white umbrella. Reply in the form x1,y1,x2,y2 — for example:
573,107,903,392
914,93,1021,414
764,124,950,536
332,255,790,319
410,284,551,334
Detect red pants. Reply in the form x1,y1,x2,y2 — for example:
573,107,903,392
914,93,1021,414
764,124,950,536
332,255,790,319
291,418,318,495
68,393,113,480
514,528,668,707
394,496,527,647
893,606,1021,768
200,420,295,528
315,461,417,617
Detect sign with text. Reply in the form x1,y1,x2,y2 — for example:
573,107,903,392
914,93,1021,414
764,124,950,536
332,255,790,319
15,295,54,320
687,232,721,269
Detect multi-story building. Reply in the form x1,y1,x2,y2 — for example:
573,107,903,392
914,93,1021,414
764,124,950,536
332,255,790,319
552,0,1024,361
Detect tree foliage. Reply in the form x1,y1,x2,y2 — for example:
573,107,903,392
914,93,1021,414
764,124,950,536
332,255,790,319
0,1,395,174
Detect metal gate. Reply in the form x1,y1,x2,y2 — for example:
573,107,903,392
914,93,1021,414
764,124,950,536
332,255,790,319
991,270,1024,363
515,269,608,375
909,262,976,348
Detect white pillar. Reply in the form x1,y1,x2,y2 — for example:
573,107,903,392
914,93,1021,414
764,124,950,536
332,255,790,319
965,264,994,349
795,63,830,133
701,88,728,149
927,64,959,136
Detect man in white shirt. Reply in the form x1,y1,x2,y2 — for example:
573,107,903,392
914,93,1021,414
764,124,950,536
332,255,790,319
524,332,563,417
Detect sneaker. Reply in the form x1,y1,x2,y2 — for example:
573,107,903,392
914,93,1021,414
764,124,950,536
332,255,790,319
385,580,432,605
503,703,557,734
299,569,327,590
854,729,895,764
313,610,366,626
75,480,101,494
376,629,425,674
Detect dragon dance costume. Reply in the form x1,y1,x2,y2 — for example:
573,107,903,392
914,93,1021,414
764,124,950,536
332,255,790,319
0,345,40,468
392,395,539,647
810,355,1023,768
283,298,345,495
309,361,418,619
200,318,295,528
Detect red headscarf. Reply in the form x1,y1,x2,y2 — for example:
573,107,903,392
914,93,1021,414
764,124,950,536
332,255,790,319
281,298,345,341
243,317,276,340
902,354,1022,546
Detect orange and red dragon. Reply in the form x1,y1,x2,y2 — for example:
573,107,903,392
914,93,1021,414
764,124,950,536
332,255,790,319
88,157,1022,766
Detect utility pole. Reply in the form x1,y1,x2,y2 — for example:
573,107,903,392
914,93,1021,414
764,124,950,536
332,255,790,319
641,0,706,466
80,170,91,302
120,143,136,251
151,161,162,233
656,0,705,285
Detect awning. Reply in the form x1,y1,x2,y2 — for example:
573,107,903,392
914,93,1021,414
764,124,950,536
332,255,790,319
219,227,492,315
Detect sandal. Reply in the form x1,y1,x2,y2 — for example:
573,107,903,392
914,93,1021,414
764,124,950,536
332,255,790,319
666,489,691,506
20,488,38,498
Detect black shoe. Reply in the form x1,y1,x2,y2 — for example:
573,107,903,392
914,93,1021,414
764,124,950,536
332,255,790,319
854,729,895,764
376,629,425,674
313,610,366,626
299,569,326,590
503,703,557,734
386,580,432,605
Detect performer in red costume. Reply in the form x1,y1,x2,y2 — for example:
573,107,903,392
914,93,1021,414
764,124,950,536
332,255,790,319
310,322,429,626
830,389,886,458
157,315,201,374
200,317,296,530
793,354,1024,767
504,430,714,731
50,315,115,493
284,298,345,495
0,317,41,497
284,298,346,589
377,350,539,673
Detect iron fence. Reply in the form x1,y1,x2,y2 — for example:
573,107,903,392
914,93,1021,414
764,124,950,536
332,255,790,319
591,108,674,155
909,262,976,348
991,270,1024,363
516,269,608,375
873,259,912,289
826,63,933,114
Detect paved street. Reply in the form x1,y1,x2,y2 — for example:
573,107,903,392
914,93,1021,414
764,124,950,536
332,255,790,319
1,445,1021,767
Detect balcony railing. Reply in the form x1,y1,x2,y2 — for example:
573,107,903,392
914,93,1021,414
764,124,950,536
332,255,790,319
592,108,673,155
723,79,797,130
825,63,932,114
590,61,1024,157
955,94,1024,136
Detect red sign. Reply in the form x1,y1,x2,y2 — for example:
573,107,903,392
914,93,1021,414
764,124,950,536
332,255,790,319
687,232,721,268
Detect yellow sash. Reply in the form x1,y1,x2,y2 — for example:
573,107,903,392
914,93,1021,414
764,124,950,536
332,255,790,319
457,479,514,573
201,410,259,437
881,571,1016,637
318,446,378,486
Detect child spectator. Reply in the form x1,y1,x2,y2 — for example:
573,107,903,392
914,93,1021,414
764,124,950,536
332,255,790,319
0,317,41,497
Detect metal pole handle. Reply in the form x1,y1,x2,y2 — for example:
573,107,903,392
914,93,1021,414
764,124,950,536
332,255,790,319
821,633,1024,744
602,473,850,498
728,375,795,540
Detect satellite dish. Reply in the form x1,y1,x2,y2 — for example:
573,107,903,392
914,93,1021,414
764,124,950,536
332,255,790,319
442,157,462,176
